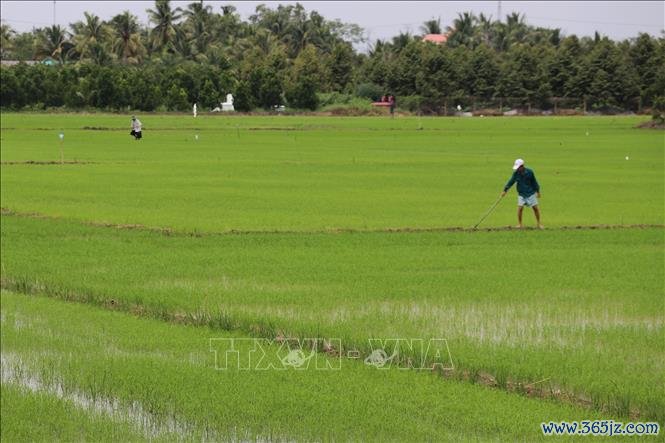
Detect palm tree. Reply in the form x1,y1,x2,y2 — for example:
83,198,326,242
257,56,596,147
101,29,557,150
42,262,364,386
225,33,253,62
1,24,16,59
283,3,311,56
491,21,509,51
390,31,412,52
87,41,113,65
147,0,182,53
35,25,73,63
505,12,528,45
171,23,193,59
183,1,212,21
505,12,527,29
548,28,561,47
251,27,281,55
420,18,442,35
446,12,477,48
209,4,244,46
302,10,330,53
71,12,111,60
475,13,493,46
250,4,284,35
182,1,212,56
110,11,145,64
221,4,236,16
368,38,385,57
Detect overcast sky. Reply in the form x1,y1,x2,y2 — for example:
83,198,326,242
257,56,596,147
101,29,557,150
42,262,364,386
1,0,663,51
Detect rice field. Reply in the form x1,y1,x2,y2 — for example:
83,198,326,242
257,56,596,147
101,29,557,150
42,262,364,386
1,113,663,441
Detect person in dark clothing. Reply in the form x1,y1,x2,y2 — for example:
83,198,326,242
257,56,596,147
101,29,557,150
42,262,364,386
501,158,543,229
388,94,395,117
130,116,142,140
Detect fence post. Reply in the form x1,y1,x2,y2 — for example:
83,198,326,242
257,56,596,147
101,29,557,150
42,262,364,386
583,97,587,115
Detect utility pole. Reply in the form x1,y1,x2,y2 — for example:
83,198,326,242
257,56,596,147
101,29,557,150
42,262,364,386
497,1,502,23
53,0,56,26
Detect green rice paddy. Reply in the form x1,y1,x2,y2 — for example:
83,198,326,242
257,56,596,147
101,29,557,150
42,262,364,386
1,113,663,441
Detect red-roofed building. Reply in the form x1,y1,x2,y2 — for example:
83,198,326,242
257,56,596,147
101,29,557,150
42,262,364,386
422,34,448,45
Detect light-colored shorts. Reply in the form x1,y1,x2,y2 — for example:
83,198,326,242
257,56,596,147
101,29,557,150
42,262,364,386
518,193,538,207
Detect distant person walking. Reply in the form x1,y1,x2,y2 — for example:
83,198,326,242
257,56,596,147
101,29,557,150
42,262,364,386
388,94,396,117
130,116,142,140
501,158,543,228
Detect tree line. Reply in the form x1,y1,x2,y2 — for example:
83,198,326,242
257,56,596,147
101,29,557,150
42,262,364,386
1,1,663,113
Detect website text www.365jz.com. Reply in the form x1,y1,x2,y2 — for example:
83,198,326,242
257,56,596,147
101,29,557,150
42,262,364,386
542,420,659,437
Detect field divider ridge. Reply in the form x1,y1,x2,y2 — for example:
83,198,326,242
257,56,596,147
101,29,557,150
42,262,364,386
2,207,663,237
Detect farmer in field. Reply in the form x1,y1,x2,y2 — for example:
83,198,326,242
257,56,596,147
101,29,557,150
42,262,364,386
501,158,543,229
130,115,142,140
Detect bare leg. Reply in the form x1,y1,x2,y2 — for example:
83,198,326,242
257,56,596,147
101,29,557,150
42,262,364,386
516,206,524,228
532,205,544,228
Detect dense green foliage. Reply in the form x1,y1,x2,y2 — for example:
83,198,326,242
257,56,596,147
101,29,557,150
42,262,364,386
1,3,663,112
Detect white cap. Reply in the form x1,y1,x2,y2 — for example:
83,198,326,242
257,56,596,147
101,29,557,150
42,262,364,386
512,158,524,170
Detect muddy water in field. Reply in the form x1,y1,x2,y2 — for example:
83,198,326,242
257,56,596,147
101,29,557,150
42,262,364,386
0,352,220,441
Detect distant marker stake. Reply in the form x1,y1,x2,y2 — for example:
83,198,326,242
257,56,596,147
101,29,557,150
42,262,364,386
58,132,64,164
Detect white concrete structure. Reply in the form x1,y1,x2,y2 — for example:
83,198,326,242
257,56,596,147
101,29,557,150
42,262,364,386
221,94,234,112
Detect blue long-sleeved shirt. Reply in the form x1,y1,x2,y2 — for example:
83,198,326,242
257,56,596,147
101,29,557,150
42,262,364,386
504,168,540,197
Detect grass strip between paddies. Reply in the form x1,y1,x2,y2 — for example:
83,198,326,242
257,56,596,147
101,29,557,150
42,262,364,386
0,161,99,165
2,207,663,237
